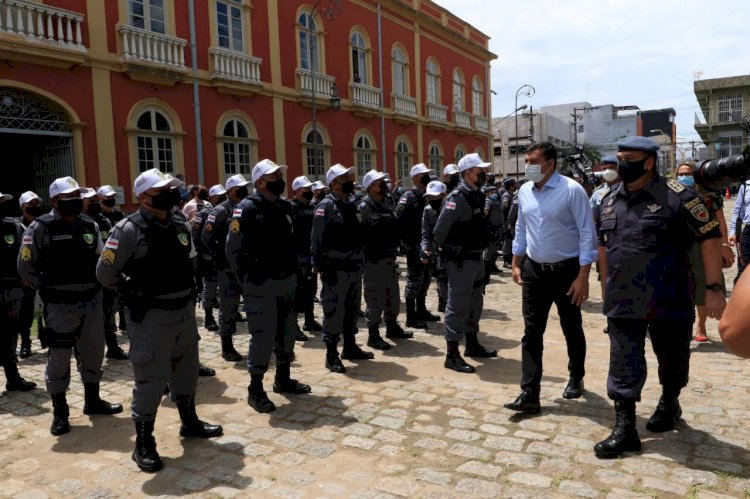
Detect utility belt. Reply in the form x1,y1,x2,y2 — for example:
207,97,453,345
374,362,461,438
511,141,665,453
126,289,195,323
440,246,483,262
528,257,579,272
325,257,363,272
365,248,398,263
41,285,100,304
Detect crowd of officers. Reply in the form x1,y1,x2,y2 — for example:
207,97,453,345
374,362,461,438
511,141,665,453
0,135,730,472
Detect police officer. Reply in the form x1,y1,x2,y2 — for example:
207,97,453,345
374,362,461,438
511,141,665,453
82,188,128,360
434,154,497,373
443,164,460,193
483,183,504,276
0,191,36,392
594,137,725,459
311,181,327,205
290,175,322,340
193,187,221,332
226,160,311,413
97,185,127,331
203,177,248,361
500,178,516,269
397,164,438,328
359,170,412,351
590,156,620,225
421,181,448,312
311,164,373,373
16,191,43,358
19,177,122,436
96,169,222,472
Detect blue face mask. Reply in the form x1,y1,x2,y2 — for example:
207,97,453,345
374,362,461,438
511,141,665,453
677,175,695,187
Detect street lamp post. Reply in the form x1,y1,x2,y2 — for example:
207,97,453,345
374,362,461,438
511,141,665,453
514,85,535,172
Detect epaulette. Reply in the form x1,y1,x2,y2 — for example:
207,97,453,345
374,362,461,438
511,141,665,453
667,179,685,194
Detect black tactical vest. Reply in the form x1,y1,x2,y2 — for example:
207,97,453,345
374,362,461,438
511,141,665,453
322,198,363,253
0,219,21,282
444,189,489,252
362,198,400,261
242,194,297,279
291,198,315,257
36,214,99,288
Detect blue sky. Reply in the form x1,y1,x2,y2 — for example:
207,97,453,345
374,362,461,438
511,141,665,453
436,0,748,147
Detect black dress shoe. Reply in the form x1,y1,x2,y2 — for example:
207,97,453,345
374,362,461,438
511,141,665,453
248,389,276,413
180,420,223,438
562,378,584,399
235,314,247,323
504,391,541,414
303,320,323,332
295,329,309,342
406,317,428,329
198,365,215,377
19,346,32,359
444,352,475,373
273,378,312,394
325,354,346,373
464,344,498,358
106,347,129,360
84,399,124,415
6,378,36,392
341,346,375,360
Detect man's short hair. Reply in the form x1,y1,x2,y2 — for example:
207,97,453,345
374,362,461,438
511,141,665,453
526,142,558,167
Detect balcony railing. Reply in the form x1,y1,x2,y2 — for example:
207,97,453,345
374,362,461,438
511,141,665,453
454,109,472,129
209,47,262,85
0,0,85,51
426,102,448,123
119,25,186,69
474,114,489,133
350,82,382,111
392,93,417,117
296,69,335,99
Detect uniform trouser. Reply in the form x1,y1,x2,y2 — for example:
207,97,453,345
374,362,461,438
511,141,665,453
128,303,199,422
44,294,105,395
483,231,501,262
102,288,119,349
321,268,361,344
364,257,401,327
217,268,241,337
405,249,430,300
201,266,219,309
294,262,316,320
736,225,750,278
242,275,297,375
520,258,586,394
1,288,22,372
606,317,693,401
502,232,513,265
444,258,485,342
435,258,448,305
17,286,35,346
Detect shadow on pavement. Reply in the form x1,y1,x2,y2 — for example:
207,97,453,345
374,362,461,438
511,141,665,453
267,393,356,430
50,414,133,454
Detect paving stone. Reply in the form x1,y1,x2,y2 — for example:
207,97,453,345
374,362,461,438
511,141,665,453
671,469,719,487
341,423,375,436
445,428,482,442
269,486,304,499
370,416,405,430
282,471,316,486
456,461,502,479
526,441,574,458
559,480,599,498
507,471,552,488
300,442,336,458
621,459,670,477
380,388,410,399
447,408,473,419
454,478,502,497
447,443,491,460
376,477,422,497
538,458,582,476
482,435,525,451
414,438,448,450
478,423,508,435
552,433,594,450
379,408,408,418
408,392,437,403
518,419,558,432
640,477,688,495
494,451,537,469
342,435,377,450
691,457,743,475
412,468,452,486
594,469,636,487
514,430,549,441
448,418,477,430
177,475,211,492
275,432,306,449
409,423,443,435
242,443,275,457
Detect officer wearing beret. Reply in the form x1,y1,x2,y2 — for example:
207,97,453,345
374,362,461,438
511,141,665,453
96,169,222,472
434,153,498,373
0,191,36,392
226,160,311,413
359,169,412,351
590,156,620,225
19,177,122,437
16,190,43,358
311,164,373,373
593,136,725,459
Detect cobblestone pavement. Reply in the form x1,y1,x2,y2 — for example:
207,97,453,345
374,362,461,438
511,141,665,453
2,238,750,496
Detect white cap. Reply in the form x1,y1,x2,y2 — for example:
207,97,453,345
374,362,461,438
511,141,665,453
133,169,181,197
292,176,314,191
458,153,491,172
443,164,459,176
251,159,287,184
362,170,387,189
208,184,226,197
49,177,82,198
0,192,12,202
81,187,97,199
311,181,325,192
326,164,355,186
18,191,39,206
410,163,432,177
225,174,250,191
425,181,447,197
97,185,116,197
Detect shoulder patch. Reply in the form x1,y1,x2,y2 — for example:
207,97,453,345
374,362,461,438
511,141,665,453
232,207,243,219
207,214,216,223
22,235,32,245
100,249,116,265
105,238,119,250
667,179,685,193
20,246,31,262
445,201,457,211
315,207,326,216
229,218,240,235
398,197,408,204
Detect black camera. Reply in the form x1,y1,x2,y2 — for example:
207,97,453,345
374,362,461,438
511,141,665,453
562,146,596,185
694,146,750,192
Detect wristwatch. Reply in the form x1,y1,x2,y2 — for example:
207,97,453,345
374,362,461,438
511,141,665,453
706,283,724,293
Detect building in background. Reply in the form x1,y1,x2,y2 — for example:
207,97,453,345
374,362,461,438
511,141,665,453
0,0,496,208
694,74,750,160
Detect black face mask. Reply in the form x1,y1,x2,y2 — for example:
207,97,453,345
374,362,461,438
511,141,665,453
475,172,487,188
446,176,459,192
301,191,314,201
102,198,116,208
25,205,43,218
87,203,101,216
617,158,648,184
266,179,286,197
215,195,227,205
234,186,249,200
147,191,175,211
429,200,442,211
57,197,83,217
341,181,355,195
419,174,431,187
197,190,209,201
315,192,326,201
171,189,182,208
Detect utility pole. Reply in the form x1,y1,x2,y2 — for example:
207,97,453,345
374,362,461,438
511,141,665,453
691,140,695,160
570,106,599,149
527,105,534,142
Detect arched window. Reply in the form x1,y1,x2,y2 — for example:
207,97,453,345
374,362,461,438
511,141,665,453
305,129,326,180
472,77,483,116
130,0,165,34
216,0,244,52
392,46,407,95
453,69,464,111
428,142,443,172
220,118,255,176
351,30,368,84
395,139,411,182
455,145,466,164
136,108,174,173
354,133,375,178
426,58,440,104
298,10,319,71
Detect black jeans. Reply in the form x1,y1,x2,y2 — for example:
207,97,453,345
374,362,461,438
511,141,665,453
520,258,586,394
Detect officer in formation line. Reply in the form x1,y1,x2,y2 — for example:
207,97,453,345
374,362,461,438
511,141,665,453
0,191,36,392
434,153,498,374
442,163,460,193
97,185,128,335
192,184,222,332
18,177,123,436
290,175,322,340
500,178,517,269
16,191,43,358
420,180,448,313
96,168,222,472
311,164,373,373
483,183,504,277
203,176,250,361
226,160,311,413
358,169,412,351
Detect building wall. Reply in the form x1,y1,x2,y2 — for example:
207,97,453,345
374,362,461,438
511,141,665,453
694,75,750,160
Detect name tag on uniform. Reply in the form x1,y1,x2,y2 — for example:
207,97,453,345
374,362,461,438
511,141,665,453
51,235,73,241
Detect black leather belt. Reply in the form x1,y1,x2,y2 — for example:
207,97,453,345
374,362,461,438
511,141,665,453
529,257,578,272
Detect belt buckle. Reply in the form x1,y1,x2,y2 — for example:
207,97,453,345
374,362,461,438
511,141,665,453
540,262,559,271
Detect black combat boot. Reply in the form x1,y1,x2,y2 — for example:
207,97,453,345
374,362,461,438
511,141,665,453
385,318,413,339
4,364,36,391
325,341,346,373
132,420,163,472
464,332,497,358
19,334,32,359
405,297,427,329
416,297,440,322
444,341,475,373
594,399,641,459
646,392,682,433
562,377,584,399
504,390,541,414
198,364,215,377
295,321,309,342
221,335,243,362
367,324,391,351
438,297,446,313
341,334,374,360
248,374,276,413
273,356,312,394
303,310,322,332
83,382,124,415
175,394,223,437
50,391,70,436
204,308,218,331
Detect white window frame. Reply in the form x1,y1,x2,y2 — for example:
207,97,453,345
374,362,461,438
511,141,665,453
216,0,244,52
136,109,174,173
717,94,743,123
298,11,319,72
472,77,483,116
453,70,464,112
351,31,368,85
305,129,326,180
220,118,254,176
716,134,744,158
428,143,443,171
426,59,439,104
355,134,375,178
392,47,407,96
129,0,166,34
396,139,411,182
